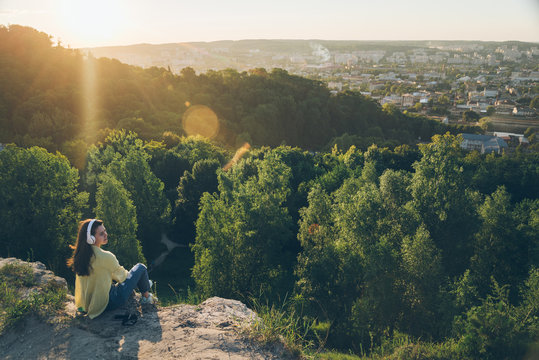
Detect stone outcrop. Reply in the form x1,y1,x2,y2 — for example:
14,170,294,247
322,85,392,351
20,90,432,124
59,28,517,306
0,257,68,299
0,258,288,359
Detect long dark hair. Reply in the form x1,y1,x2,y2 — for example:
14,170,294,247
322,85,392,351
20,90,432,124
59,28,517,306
67,219,102,276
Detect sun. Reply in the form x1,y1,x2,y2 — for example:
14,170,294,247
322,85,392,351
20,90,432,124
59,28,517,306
60,0,128,47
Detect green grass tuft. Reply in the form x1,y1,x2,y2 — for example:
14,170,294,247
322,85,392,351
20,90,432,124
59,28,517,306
245,297,316,358
0,263,35,287
158,284,204,306
0,263,67,333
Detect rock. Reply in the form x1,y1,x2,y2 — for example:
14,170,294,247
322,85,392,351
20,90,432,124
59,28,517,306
0,258,289,359
0,257,68,299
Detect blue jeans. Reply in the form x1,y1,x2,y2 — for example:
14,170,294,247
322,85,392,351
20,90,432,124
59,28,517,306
106,263,150,311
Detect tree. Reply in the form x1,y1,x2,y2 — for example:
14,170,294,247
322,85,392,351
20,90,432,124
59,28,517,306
409,133,480,276
486,105,495,116
463,110,480,122
456,280,529,360
470,187,530,300
107,150,171,260
0,145,88,275
332,179,402,345
148,146,190,202
479,117,493,131
192,154,295,300
516,96,531,106
86,130,171,260
514,199,539,268
379,169,411,209
516,268,539,336
294,185,356,347
60,139,88,170
85,130,146,193
95,172,145,268
530,95,539,110
171,135,228,168
296,172,415,349
399,224,444,336
173,159,220,244
270,146,322,234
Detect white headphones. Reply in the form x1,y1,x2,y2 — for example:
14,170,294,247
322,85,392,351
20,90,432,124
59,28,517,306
86,219,96,245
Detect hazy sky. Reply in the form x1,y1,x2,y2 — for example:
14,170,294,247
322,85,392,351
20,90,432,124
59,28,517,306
1,0,538,48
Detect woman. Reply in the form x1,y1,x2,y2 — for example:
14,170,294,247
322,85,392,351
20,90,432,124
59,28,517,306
67,219,157,319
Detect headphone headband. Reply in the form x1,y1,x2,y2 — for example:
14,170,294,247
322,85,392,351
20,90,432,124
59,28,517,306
87,219,96,244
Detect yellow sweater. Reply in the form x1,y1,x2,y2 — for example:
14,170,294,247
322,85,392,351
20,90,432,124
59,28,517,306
74,246,128,319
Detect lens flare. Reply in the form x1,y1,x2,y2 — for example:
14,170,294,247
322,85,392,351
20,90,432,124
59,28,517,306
82,55,98,143
223,143,251,171
182,105,220,139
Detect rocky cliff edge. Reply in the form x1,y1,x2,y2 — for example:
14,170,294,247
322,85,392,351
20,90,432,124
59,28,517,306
0,258,287,359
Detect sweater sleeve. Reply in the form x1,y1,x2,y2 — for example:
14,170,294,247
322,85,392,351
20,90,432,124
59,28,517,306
106,252,129,283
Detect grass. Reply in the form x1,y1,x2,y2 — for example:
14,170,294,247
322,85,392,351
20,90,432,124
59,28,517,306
158,284,204,306
312,352,363,360
243,297,316,358
0,263,35,287
301,333,461,360
0,263,67,333
236,297,463,360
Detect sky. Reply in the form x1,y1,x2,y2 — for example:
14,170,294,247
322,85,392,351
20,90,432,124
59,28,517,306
1,0,538,48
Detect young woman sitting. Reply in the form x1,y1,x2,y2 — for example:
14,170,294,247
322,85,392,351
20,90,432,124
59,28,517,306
67,219,156,319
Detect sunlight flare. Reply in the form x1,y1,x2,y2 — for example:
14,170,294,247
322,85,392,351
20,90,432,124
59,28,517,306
60,0,128,46
223,143,250,171
82,54,98,142
182,105,220,139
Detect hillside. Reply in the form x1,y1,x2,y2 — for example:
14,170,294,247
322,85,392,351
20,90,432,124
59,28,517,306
0,258,288,359
84,39,539,73
0,25,472,153
1,24,538,359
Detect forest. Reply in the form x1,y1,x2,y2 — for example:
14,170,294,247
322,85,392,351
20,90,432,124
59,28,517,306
0,25,484,154
0,25,538,359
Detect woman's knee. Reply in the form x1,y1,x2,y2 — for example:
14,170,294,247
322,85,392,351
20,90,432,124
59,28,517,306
132,263,147,272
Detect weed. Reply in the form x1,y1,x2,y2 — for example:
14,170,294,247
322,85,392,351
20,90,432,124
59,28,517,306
245,296,315,358
0,263,67,334
160,284,204,306
0,263,35,287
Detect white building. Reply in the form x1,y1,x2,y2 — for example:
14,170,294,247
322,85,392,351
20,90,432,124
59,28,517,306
460,134,508,154
381,95,402,105
513,107,536,117
483,89,498,98
402,94,415,107
327,82,343,91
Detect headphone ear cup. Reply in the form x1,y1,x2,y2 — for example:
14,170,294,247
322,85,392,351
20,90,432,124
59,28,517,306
86,219,97,245
87,235,96,245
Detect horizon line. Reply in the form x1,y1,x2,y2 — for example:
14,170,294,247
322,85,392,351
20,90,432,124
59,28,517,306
81,38,539,49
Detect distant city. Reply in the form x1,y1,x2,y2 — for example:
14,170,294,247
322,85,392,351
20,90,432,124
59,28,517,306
86,40,539,130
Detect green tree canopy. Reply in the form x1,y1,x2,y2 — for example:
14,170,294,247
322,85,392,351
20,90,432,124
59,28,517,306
192,154,294,300
0,145,88,274
87,130,170,259
95,172,145,268
463,110,480,122
409,133,480,276
173,159,220,244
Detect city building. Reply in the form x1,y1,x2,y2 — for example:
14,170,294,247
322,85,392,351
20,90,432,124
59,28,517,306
460,134,508,154
513,107,536,117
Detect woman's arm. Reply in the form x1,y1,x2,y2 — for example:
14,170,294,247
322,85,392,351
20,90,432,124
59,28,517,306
104,251,129,283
